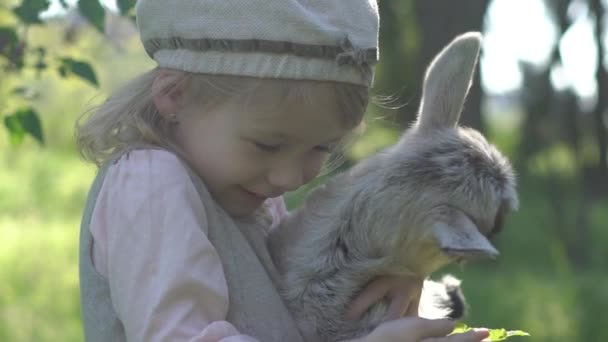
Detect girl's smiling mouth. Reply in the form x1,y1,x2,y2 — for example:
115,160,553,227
240,187,269,202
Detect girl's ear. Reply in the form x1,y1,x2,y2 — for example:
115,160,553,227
152,69,190,119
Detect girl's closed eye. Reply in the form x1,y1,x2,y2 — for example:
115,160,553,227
314,144,333,153
249,137,337,154
252,141,282,153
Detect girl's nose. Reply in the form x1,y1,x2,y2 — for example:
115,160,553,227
266,160,305,192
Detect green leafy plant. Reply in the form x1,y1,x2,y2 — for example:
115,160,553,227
4,108,44,145
58,57,99,87
451,322,530,341
2,0,138,146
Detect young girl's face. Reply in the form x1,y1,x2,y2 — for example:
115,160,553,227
172,89,351,217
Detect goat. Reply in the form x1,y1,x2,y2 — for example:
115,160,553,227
267,32,519,342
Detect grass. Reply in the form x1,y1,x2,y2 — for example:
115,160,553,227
0,219,83,341
0,144,93,341
2,129,608,341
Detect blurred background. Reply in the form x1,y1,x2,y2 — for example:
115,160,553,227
1,0,607,341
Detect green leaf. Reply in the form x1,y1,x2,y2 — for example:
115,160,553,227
58,57,99,87
58,0,69,9
0,27,18,52
0,27,24,69
117,0,136,15
77,0,105,33
4,108,44,145
12,0,51,24
4,114,25,145
451,323,530,341
507,331,532,338
58,65,68,77
488,329,509,341
451,322,473,334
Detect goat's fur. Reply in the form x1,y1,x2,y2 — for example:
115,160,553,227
267,32,518,342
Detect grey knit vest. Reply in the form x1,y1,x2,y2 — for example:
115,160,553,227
79,153,305,341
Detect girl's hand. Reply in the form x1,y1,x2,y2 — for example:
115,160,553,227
345,275,423,320
353,318,489,342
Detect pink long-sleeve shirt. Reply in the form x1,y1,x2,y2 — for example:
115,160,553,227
88,149,288,341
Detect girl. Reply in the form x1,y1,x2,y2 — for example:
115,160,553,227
76,0,489,341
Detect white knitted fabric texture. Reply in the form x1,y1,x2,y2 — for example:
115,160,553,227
136,0,379,86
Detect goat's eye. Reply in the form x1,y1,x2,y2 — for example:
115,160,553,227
488,207,507,240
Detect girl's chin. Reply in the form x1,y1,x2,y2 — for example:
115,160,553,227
211,188,266,218
223,201,264,219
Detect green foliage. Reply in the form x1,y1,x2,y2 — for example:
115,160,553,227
3,107,44,145
117,0,136,15
0,136,95,341
0,27,18,51
12,0,50,24
0,26,24,69
1,0,135,143
349,120,400,160
77,0,105,33
451,322,530,341
58,57,99,87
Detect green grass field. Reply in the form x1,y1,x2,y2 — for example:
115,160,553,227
1,146,93,341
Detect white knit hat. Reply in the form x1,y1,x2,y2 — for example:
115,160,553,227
136,0,379,87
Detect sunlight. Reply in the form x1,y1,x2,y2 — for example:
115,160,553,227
561,5,598,99
483,0,602,100
43,0,117,17
482,0,557,94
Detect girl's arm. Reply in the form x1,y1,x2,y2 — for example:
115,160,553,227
351,318,489,342
89,149,260,342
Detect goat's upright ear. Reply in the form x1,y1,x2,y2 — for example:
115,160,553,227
431,206,499,259
415,32,482,131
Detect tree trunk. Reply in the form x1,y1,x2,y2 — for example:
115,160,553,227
590,0,608,179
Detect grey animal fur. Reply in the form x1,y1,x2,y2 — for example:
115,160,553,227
267,32,519,342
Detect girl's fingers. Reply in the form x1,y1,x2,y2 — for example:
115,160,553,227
345,275,423,321
344,276,392,320
423,329,490,342
386,288,410,319
404,286,421,317
364,317,455,341
408,318,456,339
386,279,422,319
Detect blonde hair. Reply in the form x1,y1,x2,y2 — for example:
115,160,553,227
76,67,369,167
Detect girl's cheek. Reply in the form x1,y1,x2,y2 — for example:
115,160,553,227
302,154,327,184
